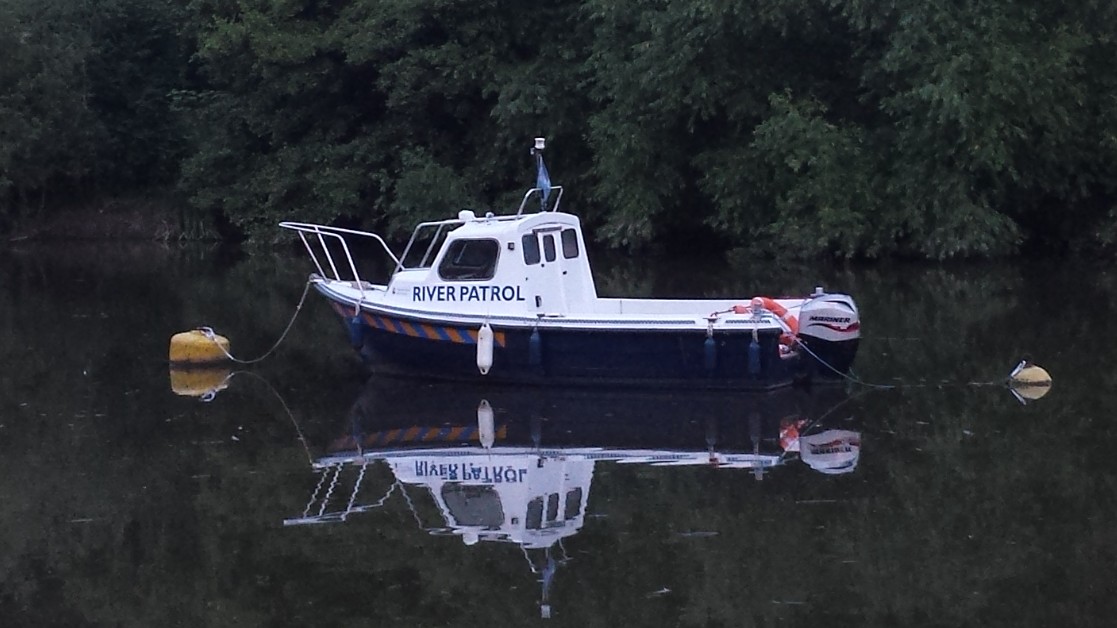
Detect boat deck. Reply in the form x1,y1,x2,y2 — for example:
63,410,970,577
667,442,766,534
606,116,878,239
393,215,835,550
314,277,796,331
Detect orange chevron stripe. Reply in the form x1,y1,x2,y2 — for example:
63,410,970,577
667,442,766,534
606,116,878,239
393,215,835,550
403,426,422,441
341,308,507,348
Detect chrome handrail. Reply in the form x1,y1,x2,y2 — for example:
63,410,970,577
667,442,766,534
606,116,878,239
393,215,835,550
280,222,403,302
516,186,565,216
283,182,566,279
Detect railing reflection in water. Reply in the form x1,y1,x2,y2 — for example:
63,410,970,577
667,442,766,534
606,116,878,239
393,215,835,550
269,378,862,619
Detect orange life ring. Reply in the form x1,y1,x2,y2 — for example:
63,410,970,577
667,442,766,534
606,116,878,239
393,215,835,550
751,297,799,335
732,297,799,346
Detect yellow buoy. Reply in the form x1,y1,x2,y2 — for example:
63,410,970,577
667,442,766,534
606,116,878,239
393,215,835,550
169,367,232,398
1009,362,1052,401
169,329,231,365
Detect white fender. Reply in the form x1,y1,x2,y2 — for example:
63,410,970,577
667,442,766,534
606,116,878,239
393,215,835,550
477,323,494,374
478,399,495,449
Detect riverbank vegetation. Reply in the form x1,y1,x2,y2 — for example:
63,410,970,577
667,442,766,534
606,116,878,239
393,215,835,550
2,0,1116,259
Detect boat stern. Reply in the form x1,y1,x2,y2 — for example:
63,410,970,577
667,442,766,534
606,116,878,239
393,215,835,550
797,292,860,380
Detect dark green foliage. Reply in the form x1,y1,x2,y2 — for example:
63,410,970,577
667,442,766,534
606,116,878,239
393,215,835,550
0,0,102,220
177,0,591,241
2,0,1117,257
831,0,1116,258
0,0,188,228
86,0,190,191
702,93,878,258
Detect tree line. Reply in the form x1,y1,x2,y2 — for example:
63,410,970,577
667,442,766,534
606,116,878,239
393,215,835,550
2,0,1116,259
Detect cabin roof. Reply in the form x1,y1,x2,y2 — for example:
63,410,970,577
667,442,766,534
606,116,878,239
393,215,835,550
447,210,580,239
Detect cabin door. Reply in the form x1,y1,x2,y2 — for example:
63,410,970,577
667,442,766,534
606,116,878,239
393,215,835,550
523,227,568,314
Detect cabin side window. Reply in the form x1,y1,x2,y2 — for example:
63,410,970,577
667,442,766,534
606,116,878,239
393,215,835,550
543,234,557,262
438,239,500,281
522,234,541,265
561,228,579,259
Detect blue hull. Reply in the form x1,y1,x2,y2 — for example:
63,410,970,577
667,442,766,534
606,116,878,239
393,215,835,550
328,300,854,390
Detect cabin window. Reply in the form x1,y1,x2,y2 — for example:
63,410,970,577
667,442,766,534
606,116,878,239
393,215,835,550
522,234,541,265
543,234,557,262
438,239,499,281
561,228,579,259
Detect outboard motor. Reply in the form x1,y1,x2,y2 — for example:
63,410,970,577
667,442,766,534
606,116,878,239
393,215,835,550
798,288,860,380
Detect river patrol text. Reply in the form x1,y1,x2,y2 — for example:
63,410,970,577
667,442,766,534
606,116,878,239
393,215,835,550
413,285,526,302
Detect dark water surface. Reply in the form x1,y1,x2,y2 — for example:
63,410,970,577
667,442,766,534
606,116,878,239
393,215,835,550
2,243,1115,627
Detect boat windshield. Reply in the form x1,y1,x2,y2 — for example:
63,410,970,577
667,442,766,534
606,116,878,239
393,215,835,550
438,239,500,281
399,222,455,270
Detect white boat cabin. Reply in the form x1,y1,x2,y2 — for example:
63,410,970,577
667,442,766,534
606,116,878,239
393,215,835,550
283,189,806,332
387,202,599,318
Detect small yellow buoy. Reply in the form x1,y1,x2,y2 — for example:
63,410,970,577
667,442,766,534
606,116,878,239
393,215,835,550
169,367,232,399
1009,361,1052,401
169,328,231,365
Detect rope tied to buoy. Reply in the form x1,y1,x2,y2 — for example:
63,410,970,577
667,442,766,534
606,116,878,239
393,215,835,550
798,338,1052,402
191,279,314,365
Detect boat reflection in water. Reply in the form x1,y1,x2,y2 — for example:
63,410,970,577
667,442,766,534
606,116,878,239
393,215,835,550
284,379,860,618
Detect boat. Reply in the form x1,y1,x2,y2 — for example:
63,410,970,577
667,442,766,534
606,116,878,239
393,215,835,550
281,139,860,389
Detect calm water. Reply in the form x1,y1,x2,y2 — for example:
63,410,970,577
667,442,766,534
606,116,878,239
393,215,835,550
2,242,1115,627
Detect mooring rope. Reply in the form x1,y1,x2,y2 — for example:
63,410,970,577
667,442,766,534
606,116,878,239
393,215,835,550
198,279,314,365
794,336,1019,392
794,338,898,390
